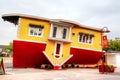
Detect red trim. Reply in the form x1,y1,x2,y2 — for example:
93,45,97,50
54,66,61,70
13,40,49,68
64,47,104,65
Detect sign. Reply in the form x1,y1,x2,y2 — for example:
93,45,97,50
0,57,5,75
102,35,108,48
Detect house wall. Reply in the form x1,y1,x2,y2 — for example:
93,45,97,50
13,40,48,68
71,26,102,51
106,54,116,67
116,54,120,67
68,47,104,64
18,18,102,51
13,18,51,67
106,53,120,67
13,17,103,68
45,40,71,66
18,18,50,42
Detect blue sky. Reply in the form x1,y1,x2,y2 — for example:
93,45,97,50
0,0,120,45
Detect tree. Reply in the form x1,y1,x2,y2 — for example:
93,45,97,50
104,38,120,51
5,42,13,56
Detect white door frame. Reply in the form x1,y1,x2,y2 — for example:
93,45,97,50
54,42,63,59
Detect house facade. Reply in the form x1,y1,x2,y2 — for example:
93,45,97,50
2,14,108,68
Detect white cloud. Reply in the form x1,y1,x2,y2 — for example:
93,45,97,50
0,0,120,44
0,19,17,45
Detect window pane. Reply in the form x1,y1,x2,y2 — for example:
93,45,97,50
62,28,67,39
79,34,83,42
83,35,86,43
55,43,61,58
52,27,57,37
86,35,89,43
56,43,60,54
29,26,43,37
78,33,94,44
89,35,93,44
30,29,34,35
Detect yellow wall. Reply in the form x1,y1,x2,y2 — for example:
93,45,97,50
18,18,50,42
18,18,102,51
45,41,71,65
71,27,102,50
17,17,102,65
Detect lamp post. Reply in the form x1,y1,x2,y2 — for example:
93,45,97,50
101,27,110,33
101,27,110,73
101,27,110,59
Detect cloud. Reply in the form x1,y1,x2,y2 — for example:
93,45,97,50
0,0,120,44
0,20,17,45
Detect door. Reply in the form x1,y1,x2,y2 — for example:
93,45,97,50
54,42,62,58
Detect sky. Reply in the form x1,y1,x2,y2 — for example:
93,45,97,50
0,0,120,45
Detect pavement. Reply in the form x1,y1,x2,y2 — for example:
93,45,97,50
0,57,120,80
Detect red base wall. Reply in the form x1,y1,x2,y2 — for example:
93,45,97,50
65,47,104,65
13,40,49,68
13,40,104,68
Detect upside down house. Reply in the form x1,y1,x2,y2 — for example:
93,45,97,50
2,14,109,69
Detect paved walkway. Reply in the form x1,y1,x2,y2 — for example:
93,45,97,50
1,57,120,80
0,67,120,80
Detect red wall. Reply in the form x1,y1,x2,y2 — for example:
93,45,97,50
13,40,49,68
13,40,104,68
65,47,104,65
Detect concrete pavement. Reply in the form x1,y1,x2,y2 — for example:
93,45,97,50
0,67,120,80
1,57,120,80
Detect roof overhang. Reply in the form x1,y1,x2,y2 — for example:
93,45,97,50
2,13,50,25
2,14,19,25
1,13,110,32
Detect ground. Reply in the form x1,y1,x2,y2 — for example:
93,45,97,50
1,57,120,80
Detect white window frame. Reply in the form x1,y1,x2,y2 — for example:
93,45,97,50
78,33,94,45
62,27,68,39
28,26,44,37
88,35,94,44
54,42,63,59
50,24,69,40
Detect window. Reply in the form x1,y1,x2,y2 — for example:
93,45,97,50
51,25,69,40
62,28,67,39
54,42,62,59
79,33,83,42
56,43,60,54
29,24,44,37
79,33,94,44
89,35,94,44
52,27,57,37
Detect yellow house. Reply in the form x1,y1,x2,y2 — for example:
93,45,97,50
2,13,109,69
